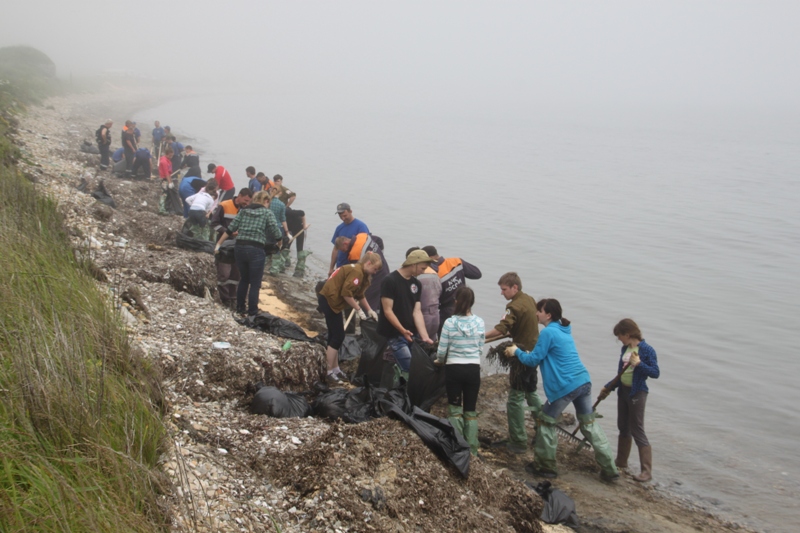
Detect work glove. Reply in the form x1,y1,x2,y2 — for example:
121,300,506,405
629,353,641,367
598,387,611,401
214,245,220,255
504,344,518,358
433,359,444,367
357,309,367,321
368,309,379,321
286,232,292,241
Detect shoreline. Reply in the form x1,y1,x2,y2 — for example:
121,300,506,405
13,81,763,533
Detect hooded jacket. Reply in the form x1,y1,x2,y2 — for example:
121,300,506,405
515,321,591,401
436,314,485,365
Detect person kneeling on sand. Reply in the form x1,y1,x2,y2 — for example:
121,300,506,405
505,298,620,482
183,178,218,241
318,252,382,384
215,191,282,317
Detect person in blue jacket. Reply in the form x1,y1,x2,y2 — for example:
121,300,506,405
505,298,619,481
599,318,659,482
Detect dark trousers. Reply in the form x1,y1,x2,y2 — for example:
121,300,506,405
234,245,266,316
220,188,235,202
286,208,305,251
445,363,481,412
99,144,110,168
215,258,240,308
131,158,151,178
617,385,649,447
124,148,135,174
317,294,345,350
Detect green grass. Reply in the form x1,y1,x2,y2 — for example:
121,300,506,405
1,62,169,532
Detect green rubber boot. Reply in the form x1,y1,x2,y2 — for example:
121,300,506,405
531,412,559,476
577,412,619,482
268,252,284,275
506,388,529,453
447,405,464,436
463,411,480,456
280,248,292,270
293,250,313,278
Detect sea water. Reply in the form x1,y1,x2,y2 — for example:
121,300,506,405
137,92,800,531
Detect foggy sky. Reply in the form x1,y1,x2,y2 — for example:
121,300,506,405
2,1,799,111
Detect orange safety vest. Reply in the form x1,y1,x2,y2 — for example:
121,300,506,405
437,257,465,295
220,199,239,221
347,233,373,262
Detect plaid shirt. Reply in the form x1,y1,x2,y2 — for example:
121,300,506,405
269,197,287,234
606,339,659,397
226,204,282,245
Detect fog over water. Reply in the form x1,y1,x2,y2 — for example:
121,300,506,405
4,2,800,531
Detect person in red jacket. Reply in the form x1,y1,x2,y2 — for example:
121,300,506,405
207,163,235,202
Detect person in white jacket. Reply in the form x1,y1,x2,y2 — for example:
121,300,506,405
435,285,484,455
183,178,218,240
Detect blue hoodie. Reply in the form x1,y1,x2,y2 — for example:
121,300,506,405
515,321,591,402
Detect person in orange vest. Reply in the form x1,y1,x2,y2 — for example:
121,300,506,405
421,246,482,333
210,188,253,308
335,232,390,314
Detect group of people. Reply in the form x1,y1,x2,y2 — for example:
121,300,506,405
319,203,660,482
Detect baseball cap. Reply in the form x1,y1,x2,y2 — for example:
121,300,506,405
335,202,351,214
402,250,435,267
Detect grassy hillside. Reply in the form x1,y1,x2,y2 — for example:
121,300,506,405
0,49,169,532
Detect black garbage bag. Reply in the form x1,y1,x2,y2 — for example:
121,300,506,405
163,186,184,216
248,312,324,344
383,403,471,478
338,335,361,362
176,231,215,254
352,319,387,387
313,380,412,423
250,386,312,418
81,140,100,154
527,480,580,526
407,341,446,412
91,180,116,208
217,239,236,264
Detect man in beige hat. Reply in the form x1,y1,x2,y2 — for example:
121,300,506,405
376,250,437,378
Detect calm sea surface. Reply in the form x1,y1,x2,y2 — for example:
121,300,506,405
138,93,800,532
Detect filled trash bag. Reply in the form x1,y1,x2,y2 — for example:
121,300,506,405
313,380,411,423
176,231,215,254
163,186,184,216
248,312,324,344
352,319,387,387
407,341,446,412
81,140,100,154
250,386,312,418
217,239,236,264
338,334,361,362
383,403,471,478
91,180,116,208
527,480,580,526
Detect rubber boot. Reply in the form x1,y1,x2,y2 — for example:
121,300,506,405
633,445,652,482
506,388,528,454
577,412,619,482
530,412,559,477
268,252,284,275
616,435,632,470
280,248,292,270
463,411,480,456
447,405,464,436
393,363,409,386
293,250,312,278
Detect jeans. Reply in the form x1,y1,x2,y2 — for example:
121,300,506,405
234,244,266,315
542,382,593,419
387,336,414,372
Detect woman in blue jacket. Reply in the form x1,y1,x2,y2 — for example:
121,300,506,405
506,299,618,481
599,318,659,482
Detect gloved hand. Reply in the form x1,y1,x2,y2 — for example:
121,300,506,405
598,387,611,401
504,344,518,358
357,309,367,321
167,181,174,189
214,245,220,255
629,353,641,367
433,359,444,367
286,232,292,241
368,309,378,321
